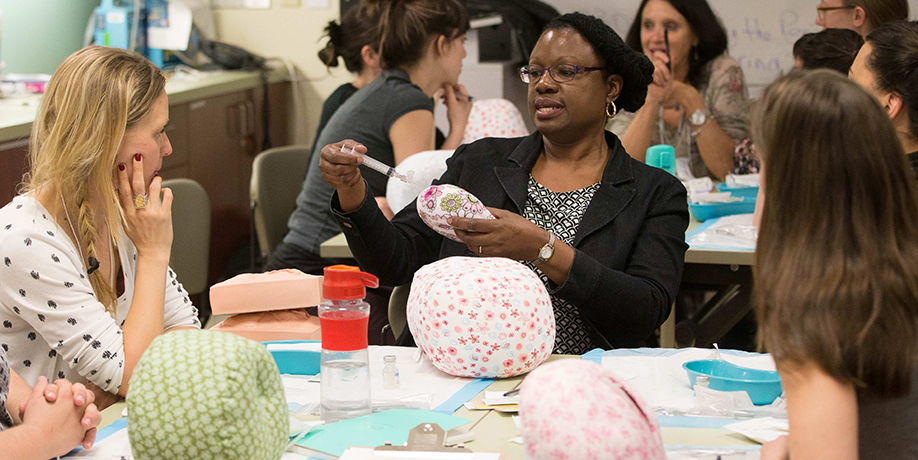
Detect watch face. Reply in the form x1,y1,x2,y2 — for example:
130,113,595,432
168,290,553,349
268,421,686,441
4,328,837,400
691,110,706,126
540,246,553,259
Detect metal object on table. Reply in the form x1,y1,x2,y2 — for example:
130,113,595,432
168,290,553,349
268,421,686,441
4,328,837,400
374,423,475,458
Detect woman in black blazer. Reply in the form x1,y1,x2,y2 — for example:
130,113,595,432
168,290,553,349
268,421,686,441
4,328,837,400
321,13,689,351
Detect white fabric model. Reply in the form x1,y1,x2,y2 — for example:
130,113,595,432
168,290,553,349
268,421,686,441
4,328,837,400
407,256,555,378
0,196,200,393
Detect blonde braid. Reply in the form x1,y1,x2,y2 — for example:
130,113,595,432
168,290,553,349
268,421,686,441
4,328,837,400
76,195,118,315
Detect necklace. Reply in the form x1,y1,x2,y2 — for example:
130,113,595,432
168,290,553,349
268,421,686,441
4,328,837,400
59,192,115,288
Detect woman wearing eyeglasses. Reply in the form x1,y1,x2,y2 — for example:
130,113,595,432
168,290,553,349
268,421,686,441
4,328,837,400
320,13,689,353
612,0,751,181
815,0,908,37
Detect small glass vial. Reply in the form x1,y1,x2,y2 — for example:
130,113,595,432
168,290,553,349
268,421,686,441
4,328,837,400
382,355,400,389
695,374,710,389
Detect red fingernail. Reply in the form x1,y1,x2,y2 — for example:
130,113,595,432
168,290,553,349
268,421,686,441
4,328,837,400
134,153,142,162
118,163,126,171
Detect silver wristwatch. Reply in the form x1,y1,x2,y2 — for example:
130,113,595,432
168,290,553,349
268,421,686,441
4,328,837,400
534,233,556,265
690,109,709,127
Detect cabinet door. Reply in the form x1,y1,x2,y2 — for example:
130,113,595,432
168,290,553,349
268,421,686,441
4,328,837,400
0,139,30,206
186,91,253,283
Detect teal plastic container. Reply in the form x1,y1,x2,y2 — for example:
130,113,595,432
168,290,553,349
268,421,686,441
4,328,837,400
263,340,321,375
688,198,756,221
683,359,783,405
715,182,759,200
646,145,676,176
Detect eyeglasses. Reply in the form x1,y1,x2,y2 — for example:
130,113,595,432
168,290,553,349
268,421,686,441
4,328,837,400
816,5,855,19
518,64,605,84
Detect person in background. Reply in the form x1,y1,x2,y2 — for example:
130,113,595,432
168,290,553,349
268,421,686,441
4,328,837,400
793,28,864,74
312,3,384,155
755,70,918,460
0,347,102,459
320,13,689,353
849,20,918,179
0,47,200,409
816,0,909,37
269,0,473,345
613,0,750,181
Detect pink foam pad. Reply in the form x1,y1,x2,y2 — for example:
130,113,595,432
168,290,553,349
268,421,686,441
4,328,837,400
520,360,665,460
209,309,321,342
209,269,323,315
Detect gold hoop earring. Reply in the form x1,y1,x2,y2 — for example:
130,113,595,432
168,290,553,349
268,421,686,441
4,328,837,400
606,101,618,119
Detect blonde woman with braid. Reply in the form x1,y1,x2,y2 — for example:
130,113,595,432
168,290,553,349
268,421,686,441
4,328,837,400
0,46,200,409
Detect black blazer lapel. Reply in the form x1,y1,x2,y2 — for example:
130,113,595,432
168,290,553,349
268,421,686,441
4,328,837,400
573,132,636,246
494,132,543,214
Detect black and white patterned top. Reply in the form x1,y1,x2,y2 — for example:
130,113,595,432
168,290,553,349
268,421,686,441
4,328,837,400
0,196,200,393
0,347,13,430
522,176,601,355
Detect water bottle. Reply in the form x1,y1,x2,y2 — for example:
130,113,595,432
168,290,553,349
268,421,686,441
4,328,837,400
319,265,379,423
646,144,677,176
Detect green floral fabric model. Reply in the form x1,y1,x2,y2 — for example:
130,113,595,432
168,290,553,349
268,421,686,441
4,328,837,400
127,330,288,460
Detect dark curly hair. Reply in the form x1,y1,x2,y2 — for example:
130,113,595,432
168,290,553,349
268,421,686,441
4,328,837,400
545,13,654,112
625,0,727,89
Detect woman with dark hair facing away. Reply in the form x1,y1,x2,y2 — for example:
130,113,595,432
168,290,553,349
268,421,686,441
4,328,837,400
311,3,383,155
816,0,909,37
269,0,473,344
793,28,864,74
612,0,750,181
849,20,918,179
320,13,689,353
754,70,918,459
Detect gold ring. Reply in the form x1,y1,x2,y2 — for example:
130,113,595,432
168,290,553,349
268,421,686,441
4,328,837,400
134,194,148,209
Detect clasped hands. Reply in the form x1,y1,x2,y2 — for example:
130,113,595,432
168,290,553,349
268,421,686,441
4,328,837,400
20,376,102,452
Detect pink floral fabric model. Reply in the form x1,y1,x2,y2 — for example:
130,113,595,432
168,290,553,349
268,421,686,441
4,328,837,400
417,184,494,242
407,257,555,378
462,99,530,145
520,360,665,460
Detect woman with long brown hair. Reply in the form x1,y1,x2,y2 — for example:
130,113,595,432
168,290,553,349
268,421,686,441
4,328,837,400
754,70,918,458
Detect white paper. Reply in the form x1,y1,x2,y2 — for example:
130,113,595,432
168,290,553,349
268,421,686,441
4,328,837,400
267,342,322,352
147,1,193,50
687,214,758,249
600,348,778,412
724,417,789,444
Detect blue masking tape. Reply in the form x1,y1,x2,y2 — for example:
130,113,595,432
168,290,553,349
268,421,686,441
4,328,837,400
433,378,494,414
656,415,736,429
685,217,720,240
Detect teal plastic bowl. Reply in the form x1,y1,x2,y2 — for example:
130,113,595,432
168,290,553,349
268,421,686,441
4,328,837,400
689,198,756,221
683,359,782,405
263,340,321,375
715,183,759,200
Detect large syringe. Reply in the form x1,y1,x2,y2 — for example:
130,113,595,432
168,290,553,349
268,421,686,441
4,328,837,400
342,144,417,185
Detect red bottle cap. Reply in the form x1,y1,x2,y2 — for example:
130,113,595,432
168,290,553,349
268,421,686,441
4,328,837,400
322,265,379,300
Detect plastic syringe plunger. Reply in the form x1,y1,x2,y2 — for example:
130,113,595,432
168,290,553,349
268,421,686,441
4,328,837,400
341,144,417,185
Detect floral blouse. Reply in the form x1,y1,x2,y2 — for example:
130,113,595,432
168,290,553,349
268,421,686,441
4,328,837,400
610,55,754,179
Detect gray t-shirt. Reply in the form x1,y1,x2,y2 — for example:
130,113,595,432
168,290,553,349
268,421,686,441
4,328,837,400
858,362,918,458
284,69,434,255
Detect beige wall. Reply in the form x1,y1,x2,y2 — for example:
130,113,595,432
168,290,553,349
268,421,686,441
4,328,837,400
208,0,351,147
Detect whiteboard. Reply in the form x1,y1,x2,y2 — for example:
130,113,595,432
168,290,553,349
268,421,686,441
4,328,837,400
541,0,918,96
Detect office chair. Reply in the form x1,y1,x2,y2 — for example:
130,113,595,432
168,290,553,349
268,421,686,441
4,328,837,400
162,178,211,319
250,146,311,268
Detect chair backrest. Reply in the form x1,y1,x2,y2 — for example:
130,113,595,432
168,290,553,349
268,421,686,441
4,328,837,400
388,283,411,339
162,178,211,296
250,146,311,259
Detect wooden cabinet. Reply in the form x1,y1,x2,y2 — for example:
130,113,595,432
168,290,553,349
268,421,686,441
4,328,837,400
160,82,290,285
1,81,291,288
0,139,29,203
